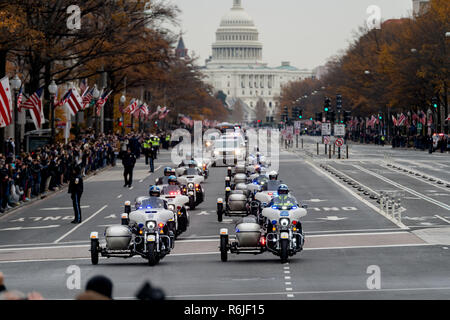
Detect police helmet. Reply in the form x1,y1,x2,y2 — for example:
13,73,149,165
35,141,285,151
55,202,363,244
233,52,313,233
168,175,178,185
163,167,173,176
149,185,161,197
188,160,196,168
269,171,278,180
278,184,289,195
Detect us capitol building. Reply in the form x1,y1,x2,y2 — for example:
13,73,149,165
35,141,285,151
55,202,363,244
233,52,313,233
201,0,314,122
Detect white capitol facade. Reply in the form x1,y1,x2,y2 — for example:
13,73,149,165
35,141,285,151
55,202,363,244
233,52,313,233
201,0,314,121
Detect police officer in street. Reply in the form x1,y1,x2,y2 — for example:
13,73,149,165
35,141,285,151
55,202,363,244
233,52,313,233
69,166,83,224
122,147,136,188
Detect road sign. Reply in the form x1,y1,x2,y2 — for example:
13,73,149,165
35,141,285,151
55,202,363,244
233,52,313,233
334,124,345,136
322,123,331,136
335,138,344,147
324,136,330,145
294,121,301,135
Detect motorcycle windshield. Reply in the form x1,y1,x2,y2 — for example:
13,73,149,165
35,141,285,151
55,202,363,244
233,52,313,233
162,185,181,196
253,176,268,185
139,197,167,210
271,196,298,209
184,168,198,176
265,180,281,191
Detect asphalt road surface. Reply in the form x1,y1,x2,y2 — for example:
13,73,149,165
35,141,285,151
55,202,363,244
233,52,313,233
0,141,449,300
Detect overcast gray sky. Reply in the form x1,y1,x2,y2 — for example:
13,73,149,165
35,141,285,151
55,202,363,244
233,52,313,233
167,0,414,70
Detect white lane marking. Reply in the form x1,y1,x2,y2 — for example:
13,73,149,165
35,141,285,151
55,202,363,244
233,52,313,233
0,225,60,232
355,164,450,211
129,186,134,190
307,231,410,238
284,266,290,269
306,160,408,229
139,179,144,183
306,228,403,234
117,194,122,199
0,243,435,264
285,282,292,285
0,244,89,252
434,215,450,225
40,206,90,211
285,276,291,280
286,288,293,291
196,211,210,216
53,205,108,244
287,294,295,298
284,271,290,274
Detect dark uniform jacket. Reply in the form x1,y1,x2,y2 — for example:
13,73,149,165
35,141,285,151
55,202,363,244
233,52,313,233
122,153,137,168
68,174,83,196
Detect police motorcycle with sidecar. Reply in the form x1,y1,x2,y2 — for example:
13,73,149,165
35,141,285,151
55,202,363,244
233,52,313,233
217,164,260,222
176,160,205,210
89,186,176,266
219,184,307,263
159,176,190,236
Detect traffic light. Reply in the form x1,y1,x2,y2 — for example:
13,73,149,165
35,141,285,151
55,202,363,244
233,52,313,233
324,97,331,112
432,96,439,109
282,106,289,121
315,112,322,122
343,111,352,123
117,117,123,127
298,109,303,119
329,111,336,123
292,106,299,119
378,113,383,120
336,94,342,110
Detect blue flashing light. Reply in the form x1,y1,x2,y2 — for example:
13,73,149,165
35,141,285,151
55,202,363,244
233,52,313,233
139,206,143,209
272,206,278,210
272,220,277,225
236,228,240,233
138,223,144,228
291,206,297,209
146,206,152,209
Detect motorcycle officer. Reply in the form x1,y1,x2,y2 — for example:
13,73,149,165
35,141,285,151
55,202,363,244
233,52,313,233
155,167,173,185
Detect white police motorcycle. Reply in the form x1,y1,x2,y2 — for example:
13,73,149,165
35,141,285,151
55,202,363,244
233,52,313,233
90,198,175,266
219,187,307,263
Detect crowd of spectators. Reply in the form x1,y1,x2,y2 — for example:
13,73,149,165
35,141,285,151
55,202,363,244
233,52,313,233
0,133,121,214
0,271,165,300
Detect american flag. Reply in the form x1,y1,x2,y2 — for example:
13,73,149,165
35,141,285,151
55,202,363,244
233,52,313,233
180,115,192,126
125,99,138,114
21,87,44,129
158,108,170,120
397,113,406,126
0,77,13,127
82,87,93,109
446,114,450,121
17,86,23,111
79,79,88,95
65,89,83,116
55,89,71,108
418,110,426,125
96,90,112,116
392,115,398,126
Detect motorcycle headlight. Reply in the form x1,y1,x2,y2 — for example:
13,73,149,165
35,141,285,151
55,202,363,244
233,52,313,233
146,220,157,230
188,183,194,189
168,204,175,211
280,218,290,227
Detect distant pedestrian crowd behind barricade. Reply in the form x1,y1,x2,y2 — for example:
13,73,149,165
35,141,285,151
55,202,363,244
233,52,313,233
0,130,174,214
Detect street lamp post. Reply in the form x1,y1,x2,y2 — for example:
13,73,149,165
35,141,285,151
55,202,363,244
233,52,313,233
48,80,58,144
10,75,21,154
120,94,126,135
92,85,100,134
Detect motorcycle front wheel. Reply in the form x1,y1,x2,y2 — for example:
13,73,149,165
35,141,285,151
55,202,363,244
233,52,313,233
147,243,160,266
280,239,289,263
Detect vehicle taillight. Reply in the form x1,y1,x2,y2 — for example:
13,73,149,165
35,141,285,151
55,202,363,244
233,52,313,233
260,236,266,246
292,220,297,225
158,223,164,229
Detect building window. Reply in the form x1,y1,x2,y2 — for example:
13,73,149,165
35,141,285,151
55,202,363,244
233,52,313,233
227,82,230,87
250,91,252,95
269,102,272,108
228,91,230,95
242,90,245,95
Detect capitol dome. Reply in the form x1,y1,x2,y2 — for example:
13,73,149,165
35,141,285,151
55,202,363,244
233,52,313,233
220,0,255,27
209,0,264,66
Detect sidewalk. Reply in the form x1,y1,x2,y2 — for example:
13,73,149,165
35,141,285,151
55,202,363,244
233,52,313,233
0,164,114,220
